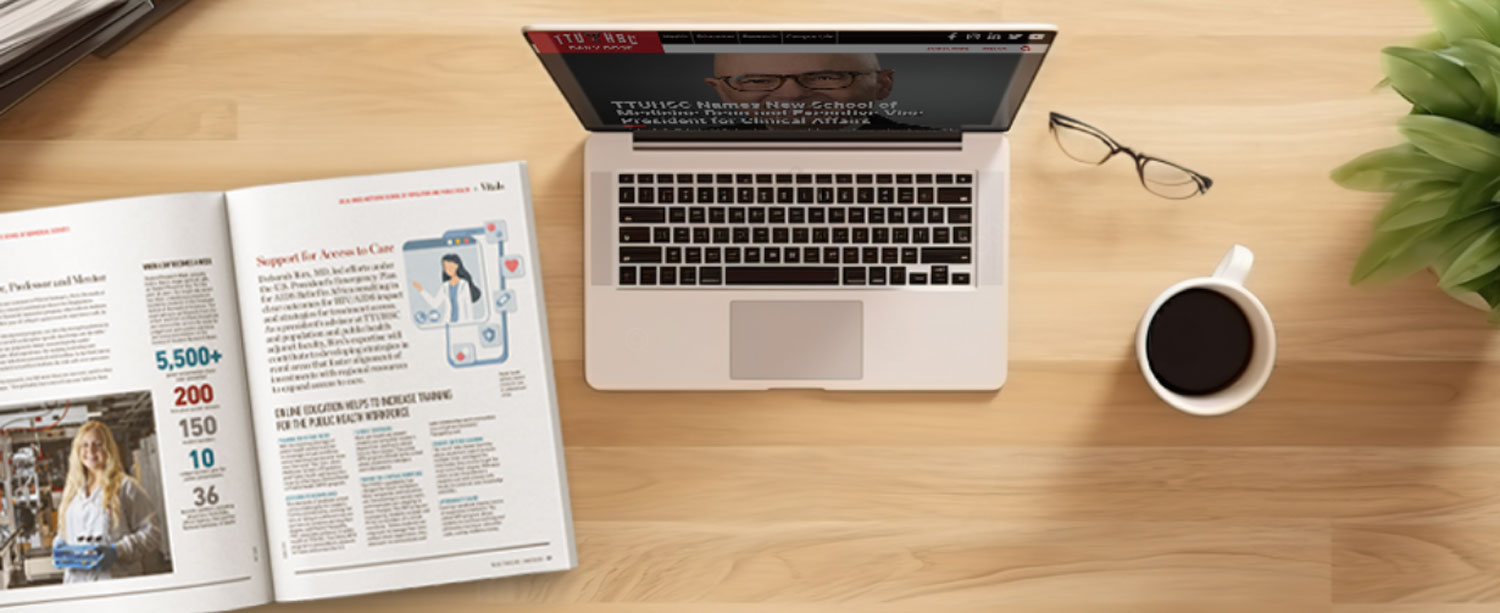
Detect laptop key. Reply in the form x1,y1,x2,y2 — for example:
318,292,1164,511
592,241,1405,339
757,187,774,203
638,174,654,184
917,188,934,204
901,247,918,263
619,174,634,184
937,187,972,203
916,173,933,183
709,207,727,223
909,272,928,285
769,208,787,223
830,208,846,223
724,248,741,263
931,265,949,284
619,266,636,285
685,247,702,263
657,173,673,184
619,207,665,223
813,228,829,242
737,187,755,203
666,247,682,263
730,208,747,223
689,207,707,223
856,174,874,184
955,227,972,243
896,174,913,184
869,266,887,285
679,187,694,203
699,266,723,285
716,173,733,183
638,188,655,204
921,248,971,264
726,267,840,285
796,174,813,183
677,173,693,183
953,272,971,285
775,173,793,183
804,247,820,263
836,174,853,184
744,248,761,263
755,173,773,183
764,248,781,263
934,228,950,244
736,174,753,184
789,208,806,223
824,247,840,263
680,267,697,285
713,228,729,243
890,266,906,285
639,266,657,285
674,227,691,243
659,187,675,203
654,227,671,243
697,173,713,183
956,174,974,184
816,174,833,184
898,188,914,204
785,247,801,263
797,187,815,203
749,208,767,223
620,227,650,243
777,187,795,203
935,173,953,184
873,228,889,243
842,266,867,285
619,187,635,203
818,187,834,203
949,207,973,223
693,228,710,243
698,187,714,203
660,266,677,285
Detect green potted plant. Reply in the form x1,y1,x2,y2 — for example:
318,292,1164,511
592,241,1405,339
1332,0,1500,322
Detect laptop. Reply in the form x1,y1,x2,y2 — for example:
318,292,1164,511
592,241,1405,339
523,24,1056,390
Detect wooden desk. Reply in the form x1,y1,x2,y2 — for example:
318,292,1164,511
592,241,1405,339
4,1,1496,611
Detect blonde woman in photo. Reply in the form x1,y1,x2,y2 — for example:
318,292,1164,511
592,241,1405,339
54,421,159,582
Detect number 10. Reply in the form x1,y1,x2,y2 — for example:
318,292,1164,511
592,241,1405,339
189,448,215,469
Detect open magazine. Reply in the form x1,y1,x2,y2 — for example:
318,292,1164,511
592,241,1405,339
0,162,575,611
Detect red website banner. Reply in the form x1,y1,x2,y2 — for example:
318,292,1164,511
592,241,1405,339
528,31,663,54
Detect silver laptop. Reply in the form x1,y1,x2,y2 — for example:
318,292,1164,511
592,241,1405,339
524,24,1056,390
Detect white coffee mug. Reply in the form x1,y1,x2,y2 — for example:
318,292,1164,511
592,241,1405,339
1135,245,1276,416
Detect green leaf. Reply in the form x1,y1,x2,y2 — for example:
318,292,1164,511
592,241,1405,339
1331,144,1463,191
1399,114,1500,171
1376,181,1461,230
1439,225,1500,287
1382,46,1486,122
1439,47,1499,116
1447,169,1500,215
1423,0,1500,43
1456,0,1500,42
1479,276,1500,307
1456,265,1500,291
1447,39,1500,123
1351,221,1447,285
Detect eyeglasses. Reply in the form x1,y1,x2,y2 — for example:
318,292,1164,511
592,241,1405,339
1048,112,1213,199
716,71,874,92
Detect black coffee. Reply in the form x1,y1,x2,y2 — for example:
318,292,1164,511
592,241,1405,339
1145,288,1254,396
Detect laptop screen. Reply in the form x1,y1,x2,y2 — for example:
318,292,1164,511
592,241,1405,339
525,27,1054,137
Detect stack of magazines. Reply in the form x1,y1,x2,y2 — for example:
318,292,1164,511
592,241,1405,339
0,0,188,115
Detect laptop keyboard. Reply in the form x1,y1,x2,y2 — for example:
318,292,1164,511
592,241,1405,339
615,171,975,287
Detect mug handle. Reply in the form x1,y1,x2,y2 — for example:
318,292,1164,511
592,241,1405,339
1212,244,1254,285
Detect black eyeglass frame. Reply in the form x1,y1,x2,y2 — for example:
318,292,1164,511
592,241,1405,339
714,71,876,92
1047,111,1213,199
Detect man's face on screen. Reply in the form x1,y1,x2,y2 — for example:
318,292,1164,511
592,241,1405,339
705,53,894,130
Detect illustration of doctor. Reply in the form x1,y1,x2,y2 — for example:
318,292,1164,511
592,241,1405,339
411,253,483,323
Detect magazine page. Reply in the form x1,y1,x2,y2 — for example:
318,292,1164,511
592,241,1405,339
223,162,575,601
0,194,272,612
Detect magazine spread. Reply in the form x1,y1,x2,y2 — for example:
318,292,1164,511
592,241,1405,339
0,162,575,611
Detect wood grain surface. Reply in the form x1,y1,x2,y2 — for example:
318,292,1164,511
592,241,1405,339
2,1,1494,611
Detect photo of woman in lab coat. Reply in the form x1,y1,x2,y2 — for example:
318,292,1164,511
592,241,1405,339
411,253,484,324
54,420,160,583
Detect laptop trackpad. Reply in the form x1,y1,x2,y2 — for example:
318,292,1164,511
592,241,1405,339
730,301,862,380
